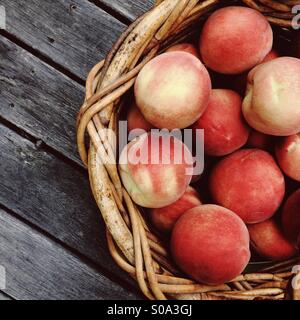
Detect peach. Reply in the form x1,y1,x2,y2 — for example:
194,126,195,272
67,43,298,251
276,134,300,182
150,186,202,233
166,43,200,58
119,132,193,208
171,205,250,285
199,6,273,74
192,89,249,156
243,57,300,136
134,52,211,129
247,129,274,151
282,190,300,248
210,149,285,224
248,219,297,261
127,101,153,133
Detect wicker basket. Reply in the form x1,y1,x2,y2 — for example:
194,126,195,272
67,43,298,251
77,0,300,300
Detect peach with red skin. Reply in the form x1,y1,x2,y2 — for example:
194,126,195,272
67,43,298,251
127,101,153,133
192,89,249,156
199,6,273,74
243,57,300,136
150,187,201,233
134,52,211,130
119,132,193,209
248,219,297,261
171,205,250,285
166,43,200,58
276,134,300,182
210,149,285,224
282,190,300,249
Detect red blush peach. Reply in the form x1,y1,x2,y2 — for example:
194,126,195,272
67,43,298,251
192,89,249,156
171,205,250,285
248,219,297,261
210,149,285,224
119,133,193,208
199,6,273,74
150,186,201,233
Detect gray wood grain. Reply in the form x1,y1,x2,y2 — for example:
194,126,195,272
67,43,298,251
0,0,148,299
0,207,139,300
1,0,126,80
0,36,84,166
0,122,138,294
0,16,141,297
97,0,154,21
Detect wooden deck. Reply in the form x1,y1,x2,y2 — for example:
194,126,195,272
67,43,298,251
0,0,154,300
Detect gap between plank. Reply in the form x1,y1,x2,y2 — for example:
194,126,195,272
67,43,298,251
0,10,137,296
88,0,132,25
0,30,85,87
0,115,86,175
0,116,142,298
0,202,141,299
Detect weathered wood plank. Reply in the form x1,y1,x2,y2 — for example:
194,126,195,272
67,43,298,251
0,17,141,297
96,0,154,21
0,0,150,166
0,0,145,298
0,0,150,299
1,0,126,80
0,36,84,165
0,122,139,295
0,207,139,300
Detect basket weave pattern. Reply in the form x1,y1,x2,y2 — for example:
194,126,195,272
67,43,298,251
77,0,300,300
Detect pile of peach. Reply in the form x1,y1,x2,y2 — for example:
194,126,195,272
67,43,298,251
119,6,300,286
